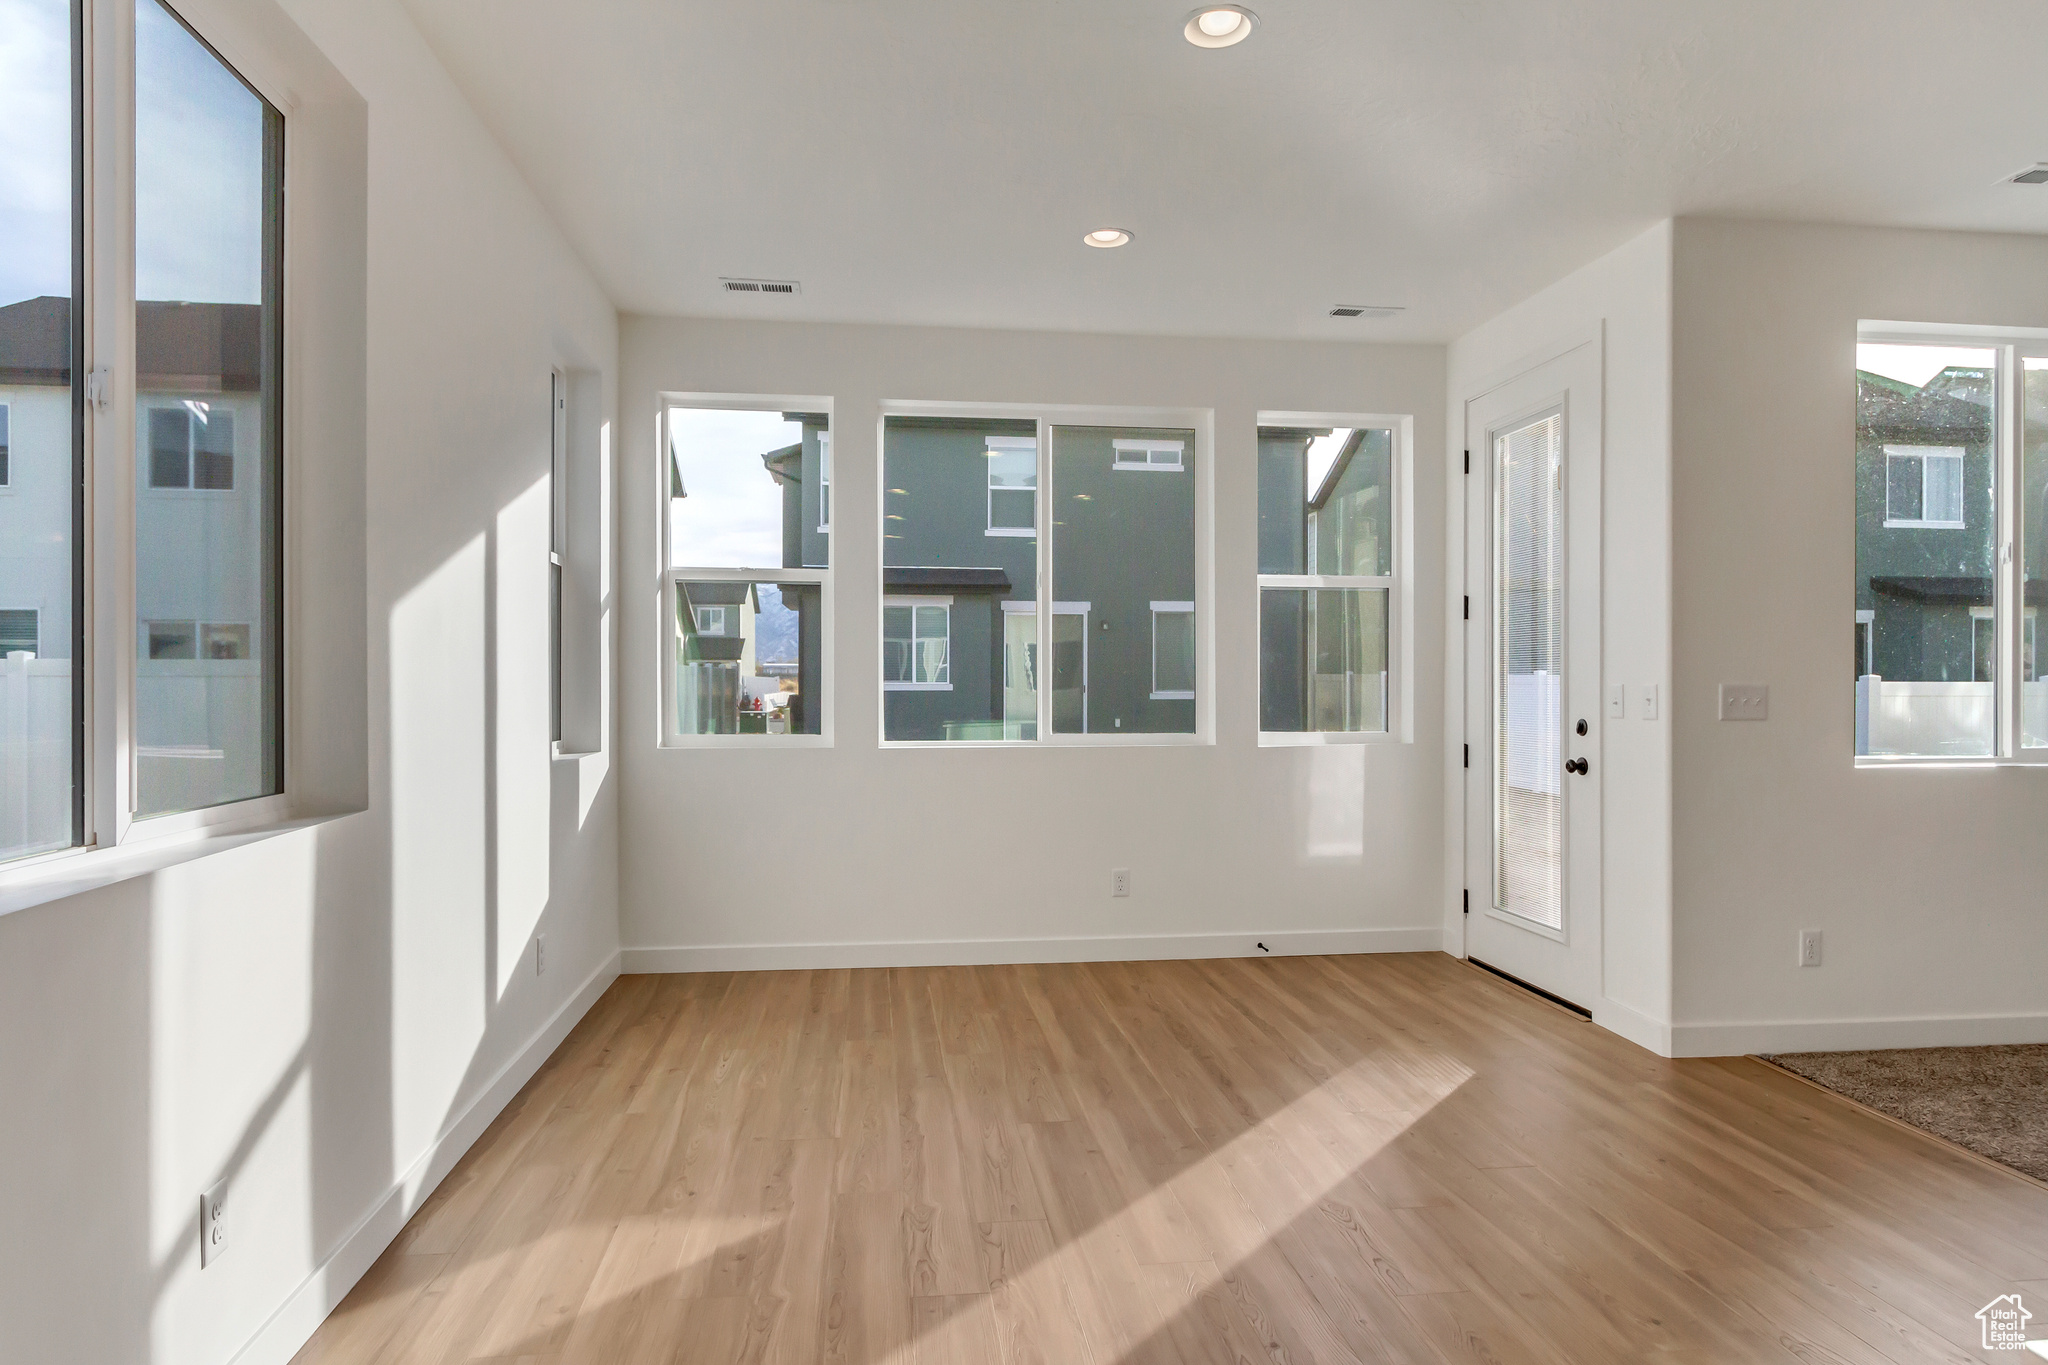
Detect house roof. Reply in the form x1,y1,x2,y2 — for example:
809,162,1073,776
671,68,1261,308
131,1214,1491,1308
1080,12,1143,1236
0,295,263,391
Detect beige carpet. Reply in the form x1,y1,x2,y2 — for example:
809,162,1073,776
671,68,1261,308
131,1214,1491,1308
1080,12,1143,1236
1765,1044,2048,1183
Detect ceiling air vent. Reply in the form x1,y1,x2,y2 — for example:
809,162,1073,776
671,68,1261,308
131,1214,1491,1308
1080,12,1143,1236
1329,304,1403,319
2007,164,2048,185
721,277,801,295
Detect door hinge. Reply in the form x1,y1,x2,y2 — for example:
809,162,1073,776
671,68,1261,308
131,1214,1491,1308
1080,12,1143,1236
1463,595,1469,620
1463,888,1469,916
1463,743,1469,768
1463,448,1470,474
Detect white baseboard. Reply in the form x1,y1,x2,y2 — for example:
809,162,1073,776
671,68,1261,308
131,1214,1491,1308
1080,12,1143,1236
622,927,1441,974
227,949,622,1365
1669,1011,2048,1058
1594,997,1674,1056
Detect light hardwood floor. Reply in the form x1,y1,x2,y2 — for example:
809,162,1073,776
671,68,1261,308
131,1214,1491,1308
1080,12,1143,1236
292,954,2048,1364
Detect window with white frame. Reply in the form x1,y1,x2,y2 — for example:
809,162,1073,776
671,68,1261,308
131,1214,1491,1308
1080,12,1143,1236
1256,421,1400,737
1150,602,1194,699
986,435,1036,536
1883,444,1964,528
883,597,950,688
0,0,289,866
1854,336,2025,759
665,402,829,740
881,412,1197,743
1112,438,1183,472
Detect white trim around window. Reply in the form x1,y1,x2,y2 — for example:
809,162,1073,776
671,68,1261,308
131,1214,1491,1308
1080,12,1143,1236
1254,411,1413,747
1149,600,1195,700
875,399,1213,749
882,594,952,690
1111,438,1184,472
658,393,835,749
1882,444,1965,529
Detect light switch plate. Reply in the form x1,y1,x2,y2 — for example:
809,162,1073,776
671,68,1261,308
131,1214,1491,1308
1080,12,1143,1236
1638,683,1658,720
1719,683,1767,721
1606,684,1625,719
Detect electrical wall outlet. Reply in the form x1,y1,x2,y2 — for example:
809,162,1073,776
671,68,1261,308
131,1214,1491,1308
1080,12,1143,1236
1606,684,1625,719
1638,683,1659,720
200,1179,228,1267
1798,930,1823,968
1111,868,1131,898
534,934,546,977
1719,683,1767,721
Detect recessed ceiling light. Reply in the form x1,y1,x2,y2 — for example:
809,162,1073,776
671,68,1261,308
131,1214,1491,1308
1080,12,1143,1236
2007,163,2048,185
1084,228,1133,248
1184,5,1256,47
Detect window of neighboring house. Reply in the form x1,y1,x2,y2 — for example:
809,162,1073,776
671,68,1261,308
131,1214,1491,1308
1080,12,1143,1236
883,597,950,689
1883,445,1964,528
1112,438,1183,472
817,431,831,532
1969,606,2037,684
881,411,1200,743
1255,420,1402,738
1855,609,1873,678
0,402,10,487
1150,602,1195,699
986,435,1037,536
0,609,39,657
665,401,829,741
145,404,235,491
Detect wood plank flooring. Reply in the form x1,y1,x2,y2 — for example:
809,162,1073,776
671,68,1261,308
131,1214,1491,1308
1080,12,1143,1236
291,954,2048,1364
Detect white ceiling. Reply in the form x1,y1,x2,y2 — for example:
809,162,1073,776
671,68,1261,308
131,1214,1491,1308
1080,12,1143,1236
399,0,2048,343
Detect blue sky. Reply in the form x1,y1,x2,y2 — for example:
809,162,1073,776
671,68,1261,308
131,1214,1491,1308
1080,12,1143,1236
0,0,266,310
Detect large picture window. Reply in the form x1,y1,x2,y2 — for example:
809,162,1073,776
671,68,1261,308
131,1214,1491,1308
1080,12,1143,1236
881,408,1201,744
663,401,828,742
1854,333,2048,760
1255,418,1402,739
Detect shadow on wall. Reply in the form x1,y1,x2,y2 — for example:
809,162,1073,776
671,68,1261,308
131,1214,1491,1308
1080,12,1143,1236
0,462,600,1362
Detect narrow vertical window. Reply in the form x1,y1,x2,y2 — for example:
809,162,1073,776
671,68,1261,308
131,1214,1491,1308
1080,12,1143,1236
549,370,565,745
816,431,831,533
666,403,827,739
1256,422,1397,736
0,0,83,860
1855,341,1995,759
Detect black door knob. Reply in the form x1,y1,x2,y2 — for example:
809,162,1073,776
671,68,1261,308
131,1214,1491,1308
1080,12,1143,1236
1565,757,1590,776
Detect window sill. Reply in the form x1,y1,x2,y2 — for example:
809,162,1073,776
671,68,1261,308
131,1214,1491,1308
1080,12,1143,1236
984,527,1036,538
1854,755,2048,768
884,681,953,692
1259,729,1401,747
0,807,358,921
1880,519,1966,530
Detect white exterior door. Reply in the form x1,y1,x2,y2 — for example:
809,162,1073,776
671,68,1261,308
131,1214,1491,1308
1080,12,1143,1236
1462,340,1602,1010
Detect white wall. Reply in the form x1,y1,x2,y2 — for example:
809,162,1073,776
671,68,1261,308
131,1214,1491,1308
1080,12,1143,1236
0,2,620,1363
1446,222,1675,1048
618,317,1445,968
1668,217,2048,1054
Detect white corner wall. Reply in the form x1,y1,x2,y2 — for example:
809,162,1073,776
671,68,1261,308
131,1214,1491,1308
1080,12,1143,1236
618,317,1446,969
0,1,621,1362
1446,222,1675,1051
1669,217,2048,1056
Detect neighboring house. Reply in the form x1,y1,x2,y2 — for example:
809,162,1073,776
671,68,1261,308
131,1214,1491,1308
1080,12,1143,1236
1854,363,2002,684
875,417,1197,741
0,295,270,823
